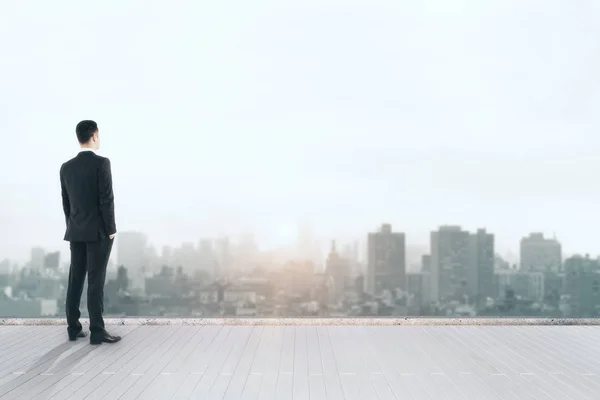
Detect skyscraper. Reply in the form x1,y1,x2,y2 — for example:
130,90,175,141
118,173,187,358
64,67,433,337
366,224,406,295
469,229,494,308
430,226,470,302
215,236,232,278
117,231,149,289
30,247,45,270
197,239,217,276
421,254,431,272
43,251,60,270
520,233,562,273
564,255,600,316
326,240,350,302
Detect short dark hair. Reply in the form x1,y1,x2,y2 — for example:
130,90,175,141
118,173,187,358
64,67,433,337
75,120,98,144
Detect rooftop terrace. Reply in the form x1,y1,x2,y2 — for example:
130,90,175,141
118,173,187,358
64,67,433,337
0,318,599,399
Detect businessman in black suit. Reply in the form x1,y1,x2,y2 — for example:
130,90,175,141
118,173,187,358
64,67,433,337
60,120,121,345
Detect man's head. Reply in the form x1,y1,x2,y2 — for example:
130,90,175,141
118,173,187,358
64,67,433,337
76,120,100,150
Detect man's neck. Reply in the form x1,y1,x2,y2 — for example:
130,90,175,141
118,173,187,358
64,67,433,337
79,146,96,152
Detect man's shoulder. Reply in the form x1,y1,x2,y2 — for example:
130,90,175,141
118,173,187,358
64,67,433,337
60,157,76,172
90,152,110,163
93,154,111,169
61,153,110,173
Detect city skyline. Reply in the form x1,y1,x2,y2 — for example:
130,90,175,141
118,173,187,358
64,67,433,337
1,223,582,268
3,220,595,320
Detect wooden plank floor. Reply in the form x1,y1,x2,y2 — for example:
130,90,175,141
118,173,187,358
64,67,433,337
1,325,600,399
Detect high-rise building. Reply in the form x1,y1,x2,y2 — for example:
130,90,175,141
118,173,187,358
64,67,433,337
564,255,600,317
421,254,431,272
215,237,232,278
160,245,174,266
197,239,217,276
175,242,198,272
296,222,323,270
235,234,260,274
342,241,360,278
117,232,149,289
469,229,495,308
326,241,351,302
30,247,45,270
430,226,470,302
406,272,431,314
355,275,365,296
494,270,545,301
0,259,10,275
43,251,60,270
366,224,406,295
520,233,562,273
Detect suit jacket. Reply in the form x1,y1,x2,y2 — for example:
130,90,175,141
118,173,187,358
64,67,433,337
60,150,117,242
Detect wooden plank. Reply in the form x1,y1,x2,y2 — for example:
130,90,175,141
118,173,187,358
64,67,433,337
279,326,294,375
316,326,344,400
0,327,64,379
81,326,179,400
2,325,600,400
11,326,135,400
223,326,264,399
292,326,310,400
116,326,199,400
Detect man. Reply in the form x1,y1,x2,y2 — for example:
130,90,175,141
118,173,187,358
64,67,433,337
60,120,121,345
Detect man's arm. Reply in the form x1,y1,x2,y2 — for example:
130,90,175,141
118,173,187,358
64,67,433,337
98,158,117,237
59,164,70,226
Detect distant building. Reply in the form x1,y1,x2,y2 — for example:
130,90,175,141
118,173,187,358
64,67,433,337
564,255,600,317
543,271,564,306
198,286,219,305
520,233,562,273
0,298,57,317
342,241,361,278
407,272,431,314
224,285,257,305
355,275,365,296
30,247,45,270
430,226,470,302
215,237,232,278
44,251,60,270
421,254,431,272
197,239,217,276
117,232,149,289
494,270,544,301
176,242,198,272
469,229,495,308
494,254,511,270
0,259,10,275
366,224,406,295
234,234,260,274
0,273,9,288
272,261,322,301
145,268,177,298
325,241,351,302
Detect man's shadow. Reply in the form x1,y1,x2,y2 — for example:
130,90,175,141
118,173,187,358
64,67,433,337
15,339,96,400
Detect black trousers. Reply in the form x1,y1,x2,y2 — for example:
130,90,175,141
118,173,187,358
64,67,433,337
66,238,114,335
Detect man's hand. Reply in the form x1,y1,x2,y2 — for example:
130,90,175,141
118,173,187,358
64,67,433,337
109,233,116,239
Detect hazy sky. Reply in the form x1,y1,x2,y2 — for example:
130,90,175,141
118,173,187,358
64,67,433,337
1,0,599,262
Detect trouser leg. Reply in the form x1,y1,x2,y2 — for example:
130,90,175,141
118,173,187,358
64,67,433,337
66,242,87,335
87,238,114,334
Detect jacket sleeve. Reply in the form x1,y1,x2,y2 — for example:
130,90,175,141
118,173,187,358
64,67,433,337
60,164,70,226
98,157,117,235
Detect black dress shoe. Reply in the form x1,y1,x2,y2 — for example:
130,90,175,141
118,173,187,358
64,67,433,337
90,331,122,345
68,330,87,341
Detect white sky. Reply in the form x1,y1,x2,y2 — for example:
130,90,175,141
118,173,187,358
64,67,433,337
1,0,599,262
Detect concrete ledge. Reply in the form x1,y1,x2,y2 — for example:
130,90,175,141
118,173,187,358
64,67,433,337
0,317,599,326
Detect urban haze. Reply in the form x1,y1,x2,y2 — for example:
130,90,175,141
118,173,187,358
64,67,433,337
1,0,600,318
